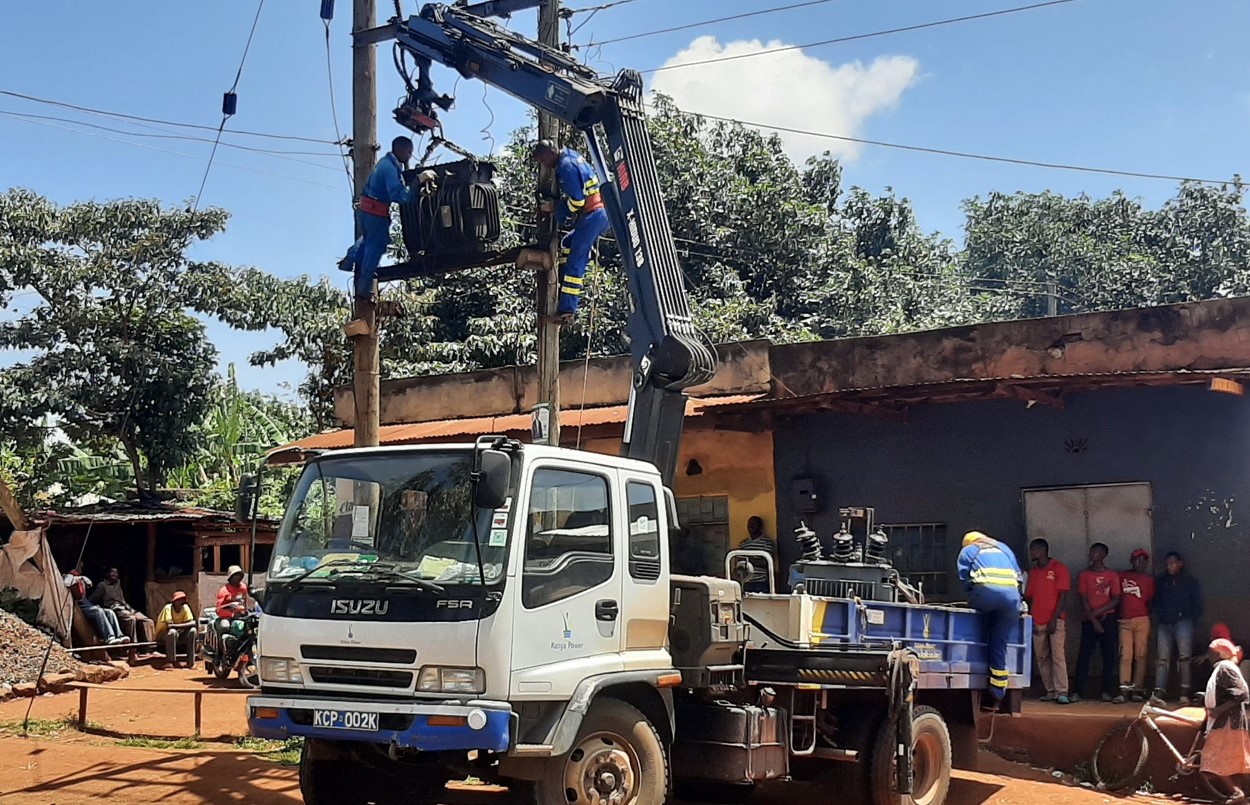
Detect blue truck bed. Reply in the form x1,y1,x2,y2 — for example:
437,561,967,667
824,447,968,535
743,594,1032,691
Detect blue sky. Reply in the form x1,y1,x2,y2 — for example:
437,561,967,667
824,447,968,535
2,0,1247,399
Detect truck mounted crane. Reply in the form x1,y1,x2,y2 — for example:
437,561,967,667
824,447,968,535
239,6,1031,805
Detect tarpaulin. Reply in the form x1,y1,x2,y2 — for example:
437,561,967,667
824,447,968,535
0,529,72,641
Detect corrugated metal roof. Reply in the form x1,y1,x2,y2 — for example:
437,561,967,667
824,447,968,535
279,394,764,452
34,503,238,524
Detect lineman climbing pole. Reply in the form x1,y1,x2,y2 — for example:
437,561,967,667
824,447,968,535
352,0,381,449
533,0,563,447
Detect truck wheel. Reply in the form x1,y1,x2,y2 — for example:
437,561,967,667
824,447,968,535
869,706,952,805
536,698,667,805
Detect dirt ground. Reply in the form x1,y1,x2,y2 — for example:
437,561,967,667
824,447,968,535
0,669,1161,805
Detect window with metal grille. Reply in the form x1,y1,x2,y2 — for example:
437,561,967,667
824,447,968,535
880,523,953,601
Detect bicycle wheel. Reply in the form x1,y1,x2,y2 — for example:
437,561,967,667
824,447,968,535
1185,751,1227,802
1091,721,1150,791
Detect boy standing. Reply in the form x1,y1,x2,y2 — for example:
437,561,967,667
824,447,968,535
1117,548,1155,702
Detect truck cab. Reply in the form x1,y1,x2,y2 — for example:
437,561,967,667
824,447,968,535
248,439,686,803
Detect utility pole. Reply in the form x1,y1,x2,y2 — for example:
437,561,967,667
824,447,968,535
533,0,562,447
352,0,381,449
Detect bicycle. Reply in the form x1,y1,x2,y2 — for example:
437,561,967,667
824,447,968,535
1090,696,1222,798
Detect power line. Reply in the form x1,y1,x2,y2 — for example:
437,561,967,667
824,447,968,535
0,109,344,164
0,88,336,146
675,108,1235,185
195,0,267,210
0,111,345,192
323,19,355,194
567,0,644,14
584,0,835,48
639,0,1077,75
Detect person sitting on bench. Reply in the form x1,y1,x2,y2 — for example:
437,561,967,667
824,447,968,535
64,566,129,646
156,591,198,668
89,567,155,645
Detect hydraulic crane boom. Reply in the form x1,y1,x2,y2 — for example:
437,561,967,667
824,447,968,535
392,3,717,486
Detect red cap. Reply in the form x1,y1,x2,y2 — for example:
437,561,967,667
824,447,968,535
1131,548,1150,560
1213,622,1233,642
171,591,188,603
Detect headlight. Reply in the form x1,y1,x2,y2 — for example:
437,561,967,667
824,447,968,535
260,657,304,685
418,666,485,694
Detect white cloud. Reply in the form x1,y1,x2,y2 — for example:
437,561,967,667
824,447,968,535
650,37,920,164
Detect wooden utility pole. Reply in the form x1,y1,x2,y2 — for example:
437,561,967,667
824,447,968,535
533,0,563,447
352,0,381,448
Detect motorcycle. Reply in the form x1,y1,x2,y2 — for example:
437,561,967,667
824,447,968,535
202,607,260,688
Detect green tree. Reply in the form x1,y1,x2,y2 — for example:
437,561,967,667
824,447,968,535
961,180,1250,319
0,190,246,494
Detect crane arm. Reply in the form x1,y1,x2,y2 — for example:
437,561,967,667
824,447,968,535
393,4,717,485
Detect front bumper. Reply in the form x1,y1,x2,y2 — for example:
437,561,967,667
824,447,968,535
248,695,513,752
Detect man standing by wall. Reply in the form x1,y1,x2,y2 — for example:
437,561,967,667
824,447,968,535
1075,542,1121,702
1118,548,1156,703
1155,550,1203,704
1026,538,1072,704
736,516,776,594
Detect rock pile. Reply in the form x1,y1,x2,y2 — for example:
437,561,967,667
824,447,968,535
0,609,130,700
0,609,80,687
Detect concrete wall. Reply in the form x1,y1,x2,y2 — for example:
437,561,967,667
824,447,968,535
772,385,1250,637
770,297,1250,395
336,340,773,427
583,427,777,555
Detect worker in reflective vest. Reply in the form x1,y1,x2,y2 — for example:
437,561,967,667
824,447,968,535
957,531,1024,710
532,140,612,324
339,136,416,301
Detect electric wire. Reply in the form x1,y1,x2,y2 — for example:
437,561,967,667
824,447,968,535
584,0,835,47
324,18,356,194
0,90,336,145
638,0,1077,75
670,107,1234,185
0,109,344,165
195,0,266,210
0,112,346,192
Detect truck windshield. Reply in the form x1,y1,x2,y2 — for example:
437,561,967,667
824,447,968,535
268,451,507,587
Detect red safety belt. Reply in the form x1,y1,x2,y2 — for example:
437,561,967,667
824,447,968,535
358,196,389,217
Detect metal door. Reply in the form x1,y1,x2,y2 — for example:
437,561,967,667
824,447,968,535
1023,483,1154,682
510,463,624,698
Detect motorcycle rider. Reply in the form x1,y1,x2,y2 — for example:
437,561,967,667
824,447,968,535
214,565,249,646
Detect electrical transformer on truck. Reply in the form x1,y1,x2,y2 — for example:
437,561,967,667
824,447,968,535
239,4,1031,804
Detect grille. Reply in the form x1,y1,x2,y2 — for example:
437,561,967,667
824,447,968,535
805,578,878,600
301,645,417,664
308,667,414,688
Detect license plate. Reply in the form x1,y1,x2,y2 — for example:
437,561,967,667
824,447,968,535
312,709,379,731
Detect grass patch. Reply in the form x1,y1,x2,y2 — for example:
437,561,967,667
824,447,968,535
236,735,303,765
0,716,80,737
117,737,206,750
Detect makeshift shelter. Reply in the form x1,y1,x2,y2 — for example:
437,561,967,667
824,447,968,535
0,528,72,641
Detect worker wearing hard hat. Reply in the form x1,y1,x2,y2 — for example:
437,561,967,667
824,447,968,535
957,531,1024,711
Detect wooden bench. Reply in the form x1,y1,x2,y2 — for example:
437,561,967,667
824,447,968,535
66,681,247,737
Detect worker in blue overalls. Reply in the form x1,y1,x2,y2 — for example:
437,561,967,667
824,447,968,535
338,136,416,303
532,140,612,325
957,531,1024,712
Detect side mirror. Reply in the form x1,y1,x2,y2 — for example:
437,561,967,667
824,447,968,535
473,449,511,510
235,474,258,524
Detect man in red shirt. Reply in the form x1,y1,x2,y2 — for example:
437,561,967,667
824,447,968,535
1026,538,1072,704
215,565,249,620
1075,542,1121,702
1117,548,1156,702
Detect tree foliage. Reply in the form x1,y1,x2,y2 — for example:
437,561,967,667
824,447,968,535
0,191,255,492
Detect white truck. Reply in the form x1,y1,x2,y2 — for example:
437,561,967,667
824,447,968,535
242,438,1029,805
241,6,1030,803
